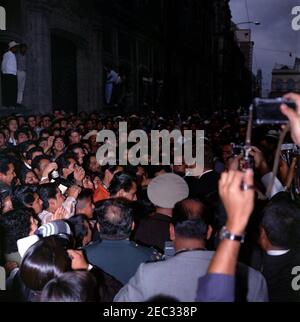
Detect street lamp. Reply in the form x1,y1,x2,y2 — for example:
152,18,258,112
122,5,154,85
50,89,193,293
236,21,261,26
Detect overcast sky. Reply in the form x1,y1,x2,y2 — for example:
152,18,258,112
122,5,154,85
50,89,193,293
230,0,300,96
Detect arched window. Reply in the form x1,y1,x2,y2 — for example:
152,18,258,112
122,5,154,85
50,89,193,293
275,79,283,91
287,79,295,91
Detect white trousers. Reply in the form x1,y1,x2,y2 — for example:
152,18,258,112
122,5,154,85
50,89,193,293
17,70,26,104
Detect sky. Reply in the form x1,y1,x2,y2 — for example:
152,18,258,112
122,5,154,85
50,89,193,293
230,0,300,96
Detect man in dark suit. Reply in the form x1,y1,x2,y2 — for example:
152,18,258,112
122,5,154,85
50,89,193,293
185,144,220,199
84,198,161,285
251,193,300,302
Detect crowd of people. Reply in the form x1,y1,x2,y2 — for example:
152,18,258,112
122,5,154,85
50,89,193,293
0,92,300,302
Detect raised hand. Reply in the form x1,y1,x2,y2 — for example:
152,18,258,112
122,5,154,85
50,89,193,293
219,169,255,235
67,249,89,270
281,93,300,146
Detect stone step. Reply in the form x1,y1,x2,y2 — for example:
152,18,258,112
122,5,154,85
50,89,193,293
0,106,34,118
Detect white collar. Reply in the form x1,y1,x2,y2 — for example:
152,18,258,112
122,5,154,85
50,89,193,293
24,162,32,170
267,249,290,256
199,169,214,179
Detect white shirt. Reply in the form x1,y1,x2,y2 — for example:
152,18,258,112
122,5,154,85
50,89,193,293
2,51,17,75
261,172,285,199
107,70,119,84
267,249,290,256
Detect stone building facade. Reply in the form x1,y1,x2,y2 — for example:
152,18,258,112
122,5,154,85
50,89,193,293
270,58,300,98
0,0,252,114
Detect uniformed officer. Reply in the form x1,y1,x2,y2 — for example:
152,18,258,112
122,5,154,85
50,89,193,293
84,198,162,285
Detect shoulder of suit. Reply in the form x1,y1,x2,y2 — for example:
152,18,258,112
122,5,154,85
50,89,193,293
130,242,162,260
84,240,102,251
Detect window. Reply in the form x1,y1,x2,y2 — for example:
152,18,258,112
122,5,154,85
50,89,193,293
287,79,295,91
275,79,283,91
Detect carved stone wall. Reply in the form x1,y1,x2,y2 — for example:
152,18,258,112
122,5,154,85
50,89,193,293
21,0,102,114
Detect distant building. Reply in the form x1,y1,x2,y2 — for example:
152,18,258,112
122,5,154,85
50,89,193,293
0,0,253,114
270,58,300,98
234,28,254,72
255,69,262,97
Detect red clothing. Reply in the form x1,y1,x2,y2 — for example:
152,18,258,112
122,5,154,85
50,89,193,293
94,184,110,202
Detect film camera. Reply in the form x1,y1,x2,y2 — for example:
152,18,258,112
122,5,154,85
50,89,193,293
253,98,296,125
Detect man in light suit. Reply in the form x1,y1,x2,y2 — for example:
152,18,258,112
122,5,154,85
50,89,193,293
114,197,269,302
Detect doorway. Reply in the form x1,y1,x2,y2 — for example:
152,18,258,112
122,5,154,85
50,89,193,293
51,34,77,113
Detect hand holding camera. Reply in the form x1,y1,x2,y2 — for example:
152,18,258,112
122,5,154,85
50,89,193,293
249,146,270,176
280,93,300,146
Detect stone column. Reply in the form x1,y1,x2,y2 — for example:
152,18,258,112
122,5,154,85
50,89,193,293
89,29,103,113
23,0,53,114
77,27,103,113
77,47,90,113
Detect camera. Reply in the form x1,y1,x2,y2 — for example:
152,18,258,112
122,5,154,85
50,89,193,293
232,144,244,156
230,143,255,170
51,170,59,180
253,97,296,125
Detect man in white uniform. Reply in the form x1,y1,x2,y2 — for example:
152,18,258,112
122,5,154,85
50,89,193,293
16,43,27,105
1,41,19,107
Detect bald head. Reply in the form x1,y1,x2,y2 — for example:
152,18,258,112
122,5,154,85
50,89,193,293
173,199,205,221
94,198,134,239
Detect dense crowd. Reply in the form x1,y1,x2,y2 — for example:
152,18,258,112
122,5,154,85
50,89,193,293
1,93,300,302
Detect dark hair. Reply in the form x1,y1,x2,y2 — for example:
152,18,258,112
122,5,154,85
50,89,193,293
38,183,58,210
39,129,52,137
94,198,134,239
56,153,77,176
16,128,29,139
31,155,51,172
20,236,72,291
78,189,93,203
261,195,300,249
40,271,97,302
53,136,66,147
108,172,135,196
0,130,6,139
26,147,44,161
67,144,85,157
67,129,81,136
7,117,18,125
204,144,214,169
173,199,211,225
18,140,34,156
76,189,93,213
12,185,38,209
0,158,12,175
66,215,91,248
26,115,36,122
18,167,38,185
172,199,209,240
0,208,34,253
83,154,98,172
147,165,171,179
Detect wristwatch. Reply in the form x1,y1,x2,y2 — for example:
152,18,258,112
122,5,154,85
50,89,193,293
219,226,245,243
